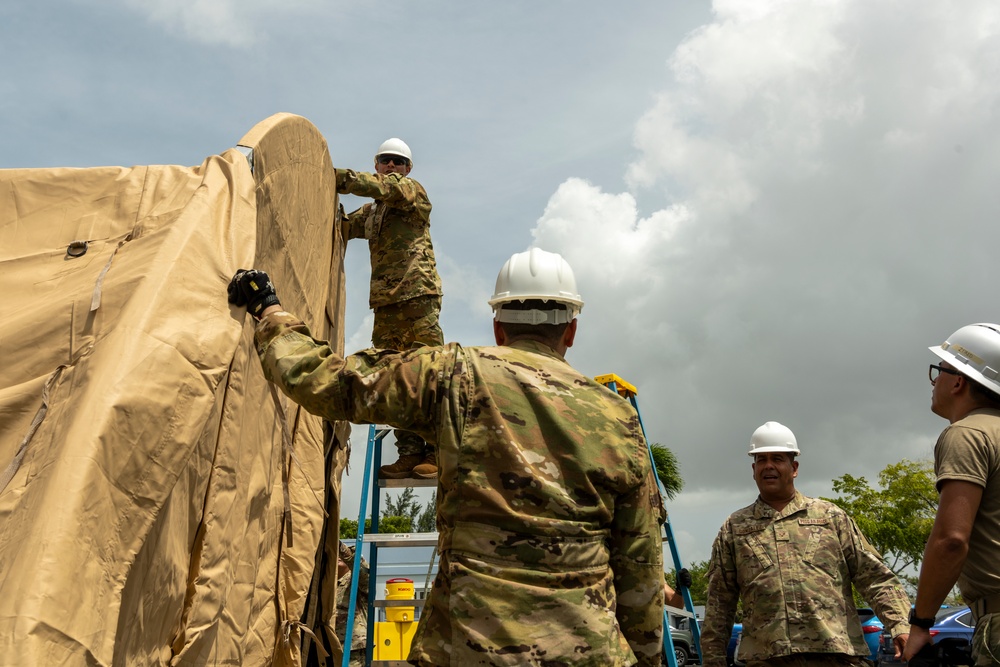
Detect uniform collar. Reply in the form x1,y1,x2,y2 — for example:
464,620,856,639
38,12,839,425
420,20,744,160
752,490,810,519
508,338,567,362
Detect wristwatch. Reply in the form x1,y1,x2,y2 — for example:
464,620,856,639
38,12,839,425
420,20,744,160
908,609,936,630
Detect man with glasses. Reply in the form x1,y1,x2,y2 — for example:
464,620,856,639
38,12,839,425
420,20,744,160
337,137,443,479
904,324,1000,666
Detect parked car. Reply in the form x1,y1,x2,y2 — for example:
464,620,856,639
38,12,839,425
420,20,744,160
668,613,701,666
727,608,881,666
727,623,743,666
857,607,885,663
879,606,975,665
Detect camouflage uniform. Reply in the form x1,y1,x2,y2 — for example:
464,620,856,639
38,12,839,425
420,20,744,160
338,167,443,456
255,311,666,666
334,542,369,667
701,491,910,667
934,409,1000,666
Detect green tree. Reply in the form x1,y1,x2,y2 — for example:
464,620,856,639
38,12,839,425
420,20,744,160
825,459,945,603
379,514,413,534
417,492,437,533
340,517,359,538
384,487,422,522
339,487,428,539
650,443,684,500
823,458,936,577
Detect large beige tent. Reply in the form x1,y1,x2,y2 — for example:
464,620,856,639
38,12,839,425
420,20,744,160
0,114,351,666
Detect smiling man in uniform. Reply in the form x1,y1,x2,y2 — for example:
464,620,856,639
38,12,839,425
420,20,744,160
700,421,910,667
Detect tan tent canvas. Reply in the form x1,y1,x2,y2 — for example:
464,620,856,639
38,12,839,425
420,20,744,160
0,114,350,666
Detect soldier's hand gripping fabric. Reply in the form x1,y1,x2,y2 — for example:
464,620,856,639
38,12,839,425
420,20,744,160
228,269,280,319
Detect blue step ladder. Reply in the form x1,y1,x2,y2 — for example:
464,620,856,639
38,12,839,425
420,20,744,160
342,425,436,667
596,373,703,667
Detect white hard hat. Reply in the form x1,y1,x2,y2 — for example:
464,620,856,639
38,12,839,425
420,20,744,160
929,323,1000,396
376,137,412,161
748,421,800,457
488,248,584,325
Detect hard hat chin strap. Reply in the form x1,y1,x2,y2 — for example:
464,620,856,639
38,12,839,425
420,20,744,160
495,308,573,325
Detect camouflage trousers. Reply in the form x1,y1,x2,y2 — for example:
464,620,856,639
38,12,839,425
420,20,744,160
372,295,443,350
745,654,871,667
373,295,443,456
973,612,1000,666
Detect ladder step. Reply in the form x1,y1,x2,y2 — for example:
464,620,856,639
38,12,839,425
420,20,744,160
379,477,436,489
363,532,438,547
666,604,695,619
373,598,427,608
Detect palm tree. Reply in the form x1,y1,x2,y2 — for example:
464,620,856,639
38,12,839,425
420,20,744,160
649,443,683,500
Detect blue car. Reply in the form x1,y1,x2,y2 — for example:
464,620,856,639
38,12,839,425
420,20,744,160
857,607,884,662
879,605,975,664
726,623,743,665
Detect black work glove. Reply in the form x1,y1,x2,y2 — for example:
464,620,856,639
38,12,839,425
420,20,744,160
677,568,693,589
227,269,280,318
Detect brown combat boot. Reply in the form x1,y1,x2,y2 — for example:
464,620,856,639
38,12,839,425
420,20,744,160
411,452,437,480
379,454,425,479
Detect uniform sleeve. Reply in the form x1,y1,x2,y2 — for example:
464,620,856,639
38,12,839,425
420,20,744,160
935,424,991,489
341,203,368,240
701,523,739,667
253,311,458,442
610,458,665,666
335,168,432,222
842,514,912,637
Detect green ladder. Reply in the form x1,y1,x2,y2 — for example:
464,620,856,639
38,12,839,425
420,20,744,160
596,373,703,667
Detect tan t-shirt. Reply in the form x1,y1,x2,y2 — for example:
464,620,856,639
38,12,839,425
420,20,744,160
934,408,1000,602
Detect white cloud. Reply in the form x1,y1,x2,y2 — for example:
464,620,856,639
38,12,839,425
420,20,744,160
106,0,317,47
531,0,1000,560
344,313,374,353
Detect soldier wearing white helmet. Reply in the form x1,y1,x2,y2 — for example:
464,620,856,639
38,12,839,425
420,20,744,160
336,137,444,479
905,324,1000,665
747,421,800,457
227,248,666,665
701,422,911,667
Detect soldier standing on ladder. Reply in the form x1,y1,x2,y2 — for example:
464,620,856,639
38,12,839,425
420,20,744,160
337,137,443,481
227,248,665,666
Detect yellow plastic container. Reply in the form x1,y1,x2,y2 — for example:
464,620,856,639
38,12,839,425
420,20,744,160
373,620,418,660
385,578,415,622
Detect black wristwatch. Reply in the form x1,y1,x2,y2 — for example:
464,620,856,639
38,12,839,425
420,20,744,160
909,609,936,630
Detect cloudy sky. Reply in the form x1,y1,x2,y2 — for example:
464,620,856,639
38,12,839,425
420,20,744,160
6,0,1000,566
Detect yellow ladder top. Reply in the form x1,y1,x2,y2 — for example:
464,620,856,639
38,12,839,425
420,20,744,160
594,373,637,398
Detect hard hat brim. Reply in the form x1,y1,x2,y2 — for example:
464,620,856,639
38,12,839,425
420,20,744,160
929,344,1000,395
748,446,800,456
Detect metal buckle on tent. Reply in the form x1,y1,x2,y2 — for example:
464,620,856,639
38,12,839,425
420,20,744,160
67,240,88,258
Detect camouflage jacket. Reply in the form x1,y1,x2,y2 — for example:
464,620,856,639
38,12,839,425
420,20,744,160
334,543,369,654
255,311,666,666
700,492,910,667
337,168,442,309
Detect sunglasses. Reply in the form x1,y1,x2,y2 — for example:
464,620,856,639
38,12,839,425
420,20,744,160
377,155,410,167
